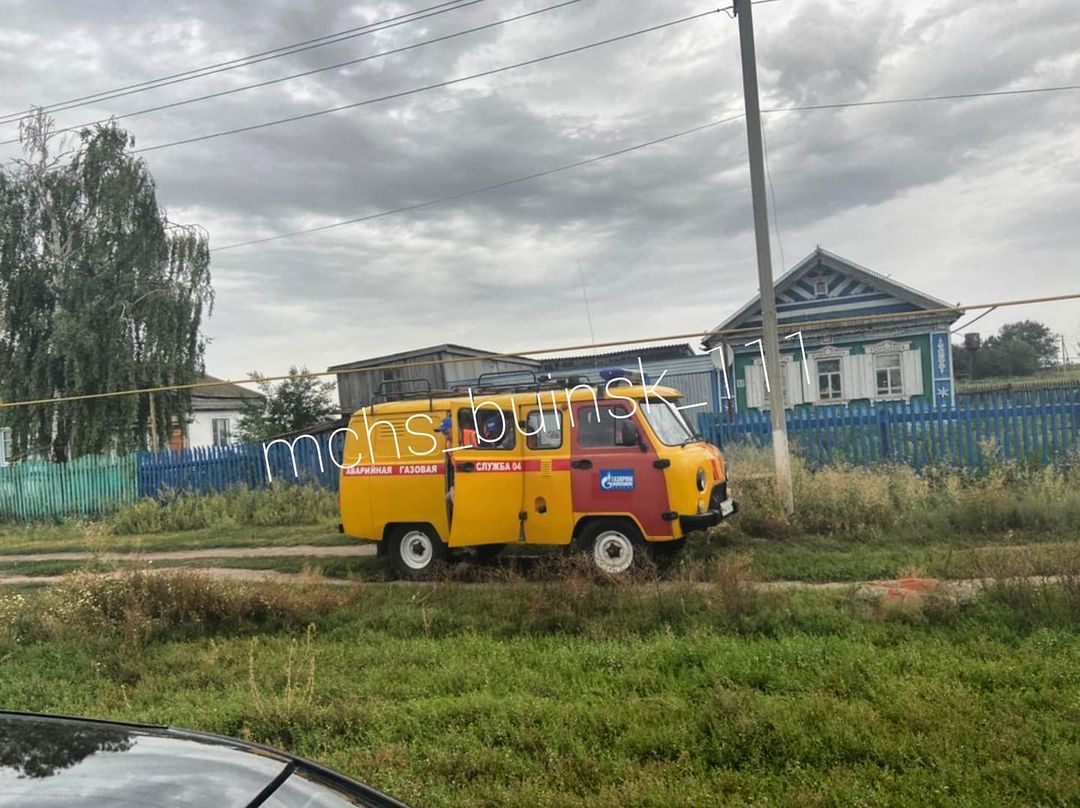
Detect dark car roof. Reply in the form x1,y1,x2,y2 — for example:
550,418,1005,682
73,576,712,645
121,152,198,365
0,711,409,808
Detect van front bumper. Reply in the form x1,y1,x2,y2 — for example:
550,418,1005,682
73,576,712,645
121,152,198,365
679,498,738,534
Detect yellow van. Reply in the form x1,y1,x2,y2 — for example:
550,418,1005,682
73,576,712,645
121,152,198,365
337,374,737,578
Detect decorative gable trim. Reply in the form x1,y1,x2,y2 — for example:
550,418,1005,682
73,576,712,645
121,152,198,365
704,248,960,346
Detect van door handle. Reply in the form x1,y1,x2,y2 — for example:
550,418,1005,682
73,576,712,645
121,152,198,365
456,462,475,472
570,459,592,470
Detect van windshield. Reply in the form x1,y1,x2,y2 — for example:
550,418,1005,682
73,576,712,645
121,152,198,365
641,400,698,446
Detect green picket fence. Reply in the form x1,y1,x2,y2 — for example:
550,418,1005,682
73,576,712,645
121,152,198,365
0,454,139,521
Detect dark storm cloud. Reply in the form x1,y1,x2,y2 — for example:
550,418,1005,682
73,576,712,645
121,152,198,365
0,0,1077,381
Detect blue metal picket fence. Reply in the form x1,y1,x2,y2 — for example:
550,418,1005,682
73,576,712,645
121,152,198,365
136,436,344,498
0,437,347,521
699,387,1080,471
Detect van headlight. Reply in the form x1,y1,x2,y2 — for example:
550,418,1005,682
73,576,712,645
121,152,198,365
696,468,706,492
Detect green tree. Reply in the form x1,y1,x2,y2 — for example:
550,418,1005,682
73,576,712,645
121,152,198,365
237,367,337,442
0,112,213,461
951,343,971,380
985,320,1058,367
978,339,1038,378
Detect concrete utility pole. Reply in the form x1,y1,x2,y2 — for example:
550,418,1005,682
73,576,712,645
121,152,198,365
733,0,794,515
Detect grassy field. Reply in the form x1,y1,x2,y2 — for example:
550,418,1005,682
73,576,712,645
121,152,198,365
0,522,351,556
0,483,348,554
3,447,1080,588
956,365,1080,393
1,570,1079,806
0,553,384,580
3,535,1080,587
2,459,1079,805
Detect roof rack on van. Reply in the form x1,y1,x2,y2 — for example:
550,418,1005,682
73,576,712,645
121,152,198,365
374,378,430,398
475,370,539,391
371,378,439,409
474,370,598,394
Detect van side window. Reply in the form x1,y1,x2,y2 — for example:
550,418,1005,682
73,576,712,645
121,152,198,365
525,409,562,450
458,409,516,450
578,405,633,447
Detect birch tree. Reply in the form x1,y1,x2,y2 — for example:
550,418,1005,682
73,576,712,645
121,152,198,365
0,111,214,461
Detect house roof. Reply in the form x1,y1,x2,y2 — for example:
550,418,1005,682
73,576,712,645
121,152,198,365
703,247,960,346
191,376,264,411
263,415,351,443
539,343,696,370
327,343,539,372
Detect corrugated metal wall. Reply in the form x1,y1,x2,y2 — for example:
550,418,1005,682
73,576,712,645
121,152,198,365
337,350,727,417
338,353,537,413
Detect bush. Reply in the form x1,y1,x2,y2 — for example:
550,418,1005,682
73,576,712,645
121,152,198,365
109,484,337,535
0,569,356,646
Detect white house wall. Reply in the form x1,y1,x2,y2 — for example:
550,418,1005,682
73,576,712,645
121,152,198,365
745,341,925,409
187,408,244,447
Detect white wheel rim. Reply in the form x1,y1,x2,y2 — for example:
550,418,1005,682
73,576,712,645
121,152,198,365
400,530,434,570
593,530,634,574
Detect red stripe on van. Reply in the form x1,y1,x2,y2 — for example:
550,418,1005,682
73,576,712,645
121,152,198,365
342,458,572,476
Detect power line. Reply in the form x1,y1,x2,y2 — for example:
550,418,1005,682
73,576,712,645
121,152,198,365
211,113,747,252
131,10,722,154
951,305,998,334
210,78,1080,252
763,82,1080,114
2,291,1077,410
0,0,488,127
760,117,784,270
0,0,585,147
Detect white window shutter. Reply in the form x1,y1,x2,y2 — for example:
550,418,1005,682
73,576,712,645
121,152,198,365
852,354,874,400
785,361,805,406
804,360,819,404
839,356,860,402
745,364,765,409
902,349,923,396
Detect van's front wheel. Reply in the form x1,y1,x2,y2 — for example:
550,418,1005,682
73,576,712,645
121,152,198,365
580,520,650,576
388,524,447,580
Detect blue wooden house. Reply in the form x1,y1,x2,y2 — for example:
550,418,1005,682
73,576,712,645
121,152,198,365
703,248,962,412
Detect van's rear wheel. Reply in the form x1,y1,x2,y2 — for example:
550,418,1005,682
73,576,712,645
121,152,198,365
580,520,650,576
388,525,448,580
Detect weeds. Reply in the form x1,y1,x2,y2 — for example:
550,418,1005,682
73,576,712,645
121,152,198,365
109,484,337,535
718,445,1080,540
0,569,357,646
248,624,319,734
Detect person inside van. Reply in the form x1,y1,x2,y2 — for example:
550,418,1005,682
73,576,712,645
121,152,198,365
479,416,503,447
460,416,478,449
478,414,511,449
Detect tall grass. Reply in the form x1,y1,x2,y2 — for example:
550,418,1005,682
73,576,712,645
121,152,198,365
721,445,1080,539
0,569,355,646
109,484,337,535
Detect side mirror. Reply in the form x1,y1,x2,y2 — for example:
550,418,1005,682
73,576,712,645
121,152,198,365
620,421,642,449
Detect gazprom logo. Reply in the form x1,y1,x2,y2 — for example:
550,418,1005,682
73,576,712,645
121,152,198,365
599,469,635,491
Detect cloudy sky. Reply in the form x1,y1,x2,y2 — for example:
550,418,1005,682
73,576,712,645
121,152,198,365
0,0,1078,383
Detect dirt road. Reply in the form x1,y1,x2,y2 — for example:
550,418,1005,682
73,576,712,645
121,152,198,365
0,544,376,564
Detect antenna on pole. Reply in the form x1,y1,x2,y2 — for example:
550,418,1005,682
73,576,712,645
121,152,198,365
577,259,597,346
